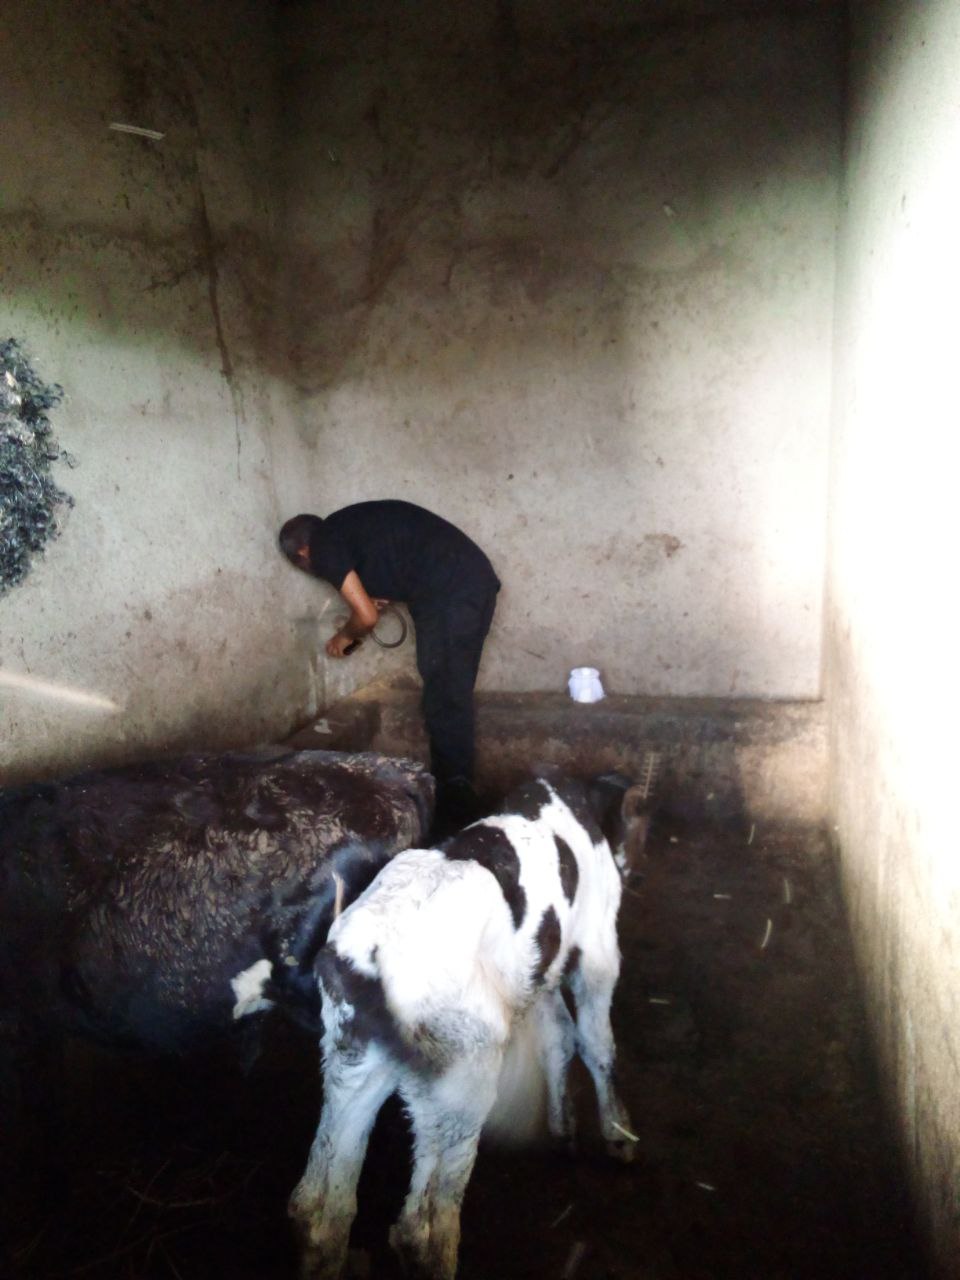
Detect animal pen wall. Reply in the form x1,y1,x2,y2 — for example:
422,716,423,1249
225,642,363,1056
0,0,957,1274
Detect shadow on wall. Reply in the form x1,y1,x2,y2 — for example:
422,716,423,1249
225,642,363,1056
4,2,838,430
277,4,837,396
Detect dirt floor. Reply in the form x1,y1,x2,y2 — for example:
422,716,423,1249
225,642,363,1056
8,816,924,1280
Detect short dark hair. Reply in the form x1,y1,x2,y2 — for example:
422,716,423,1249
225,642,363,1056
279,513,324,562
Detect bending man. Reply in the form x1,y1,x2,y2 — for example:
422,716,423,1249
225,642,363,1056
279,500,499,826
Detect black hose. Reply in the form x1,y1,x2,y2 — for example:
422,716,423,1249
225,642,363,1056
340,604,408,655
370,604,408,649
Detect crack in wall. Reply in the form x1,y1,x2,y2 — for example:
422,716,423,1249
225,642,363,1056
194,158,244,480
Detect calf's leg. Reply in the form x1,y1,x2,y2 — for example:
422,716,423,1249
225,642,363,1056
567,961,638,1162
391,1050,501,1279
535,990,578,1149
289,1033,396,1280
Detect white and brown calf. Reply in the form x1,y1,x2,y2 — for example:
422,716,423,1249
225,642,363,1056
289,774,649,1280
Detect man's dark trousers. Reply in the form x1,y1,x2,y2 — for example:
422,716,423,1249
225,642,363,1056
412,581,498,790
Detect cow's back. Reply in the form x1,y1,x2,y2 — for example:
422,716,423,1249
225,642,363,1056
0,749,433,1052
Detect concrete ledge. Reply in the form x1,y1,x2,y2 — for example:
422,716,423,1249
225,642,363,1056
297,688,827,830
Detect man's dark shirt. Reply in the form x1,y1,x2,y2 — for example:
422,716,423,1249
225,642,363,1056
308,500,499,614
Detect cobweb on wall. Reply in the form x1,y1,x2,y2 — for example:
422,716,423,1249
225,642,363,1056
0,339,76,595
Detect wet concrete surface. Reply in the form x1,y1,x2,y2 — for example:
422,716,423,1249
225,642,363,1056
8,818,923,1279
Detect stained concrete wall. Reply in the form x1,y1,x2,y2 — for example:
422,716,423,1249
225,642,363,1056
1,1,842,781
827,2,960,1272
276,0,842,703
0,0,322,784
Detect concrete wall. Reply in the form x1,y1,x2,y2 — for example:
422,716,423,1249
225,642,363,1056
276,0,842,702
826,2,960,1273
0,0,321,784
1,0,842,780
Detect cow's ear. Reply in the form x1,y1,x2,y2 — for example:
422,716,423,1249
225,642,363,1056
404,777,435,841
586,772,630,842
619,784,652,876
620,784,648,821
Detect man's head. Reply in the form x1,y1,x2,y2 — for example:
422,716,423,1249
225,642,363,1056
279,514,324,571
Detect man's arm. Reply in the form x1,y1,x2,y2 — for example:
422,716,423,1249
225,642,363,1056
326,570,381,657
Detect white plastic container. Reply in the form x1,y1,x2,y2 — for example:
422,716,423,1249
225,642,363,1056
568,667,605,703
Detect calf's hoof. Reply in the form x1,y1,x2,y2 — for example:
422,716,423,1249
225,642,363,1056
389,1224,456,1280
289,1210,349,1280
603,1110,640,1164
605,1133,638,1164
295,1249,344,1280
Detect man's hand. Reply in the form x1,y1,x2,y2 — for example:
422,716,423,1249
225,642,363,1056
326,630,359,658
325,572,380,657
